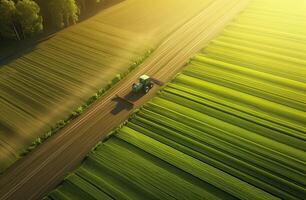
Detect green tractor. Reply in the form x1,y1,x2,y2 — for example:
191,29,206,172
132,75,154,93
115,75,163,107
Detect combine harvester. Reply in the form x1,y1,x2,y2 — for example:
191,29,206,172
116,74,163,106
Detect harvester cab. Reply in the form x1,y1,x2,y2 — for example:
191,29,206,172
132,74,154,93
115,75,163,108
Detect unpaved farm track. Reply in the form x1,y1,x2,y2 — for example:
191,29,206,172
0,0,248,199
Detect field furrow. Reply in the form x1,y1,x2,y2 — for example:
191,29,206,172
48,0,305,199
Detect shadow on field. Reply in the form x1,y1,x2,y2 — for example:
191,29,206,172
0,34,56,67
111,91,145,115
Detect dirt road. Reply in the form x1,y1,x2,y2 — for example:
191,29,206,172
0,0,248,199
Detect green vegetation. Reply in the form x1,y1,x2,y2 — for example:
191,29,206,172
48,0,306,199
16,0,43,37
0,0,19,39
0,0,42,40
48,0,79,29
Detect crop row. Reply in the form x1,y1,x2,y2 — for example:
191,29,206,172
47,0,305,199
0,16,153,172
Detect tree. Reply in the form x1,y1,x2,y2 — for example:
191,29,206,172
77,0,102,15
49,0,79,29
0,0,20,40
15,0,43,38
33,0,51,30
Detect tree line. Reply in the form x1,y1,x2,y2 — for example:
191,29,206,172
0,0,103,40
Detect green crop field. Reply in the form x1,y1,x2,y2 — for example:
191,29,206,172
47,0,306,199
0,0,214,172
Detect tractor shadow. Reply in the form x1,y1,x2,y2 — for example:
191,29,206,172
111,91,146,115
